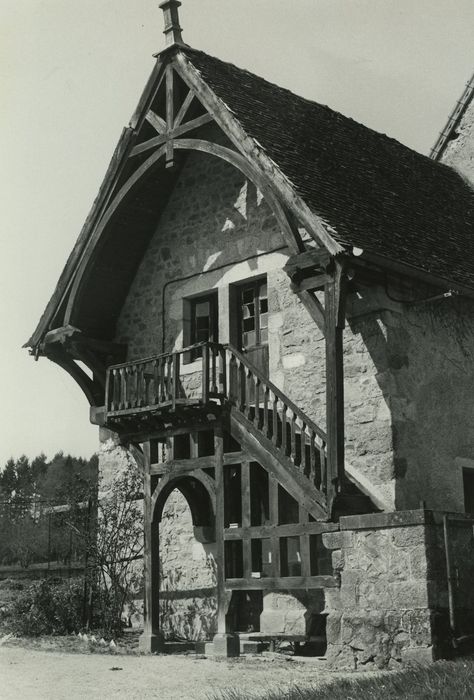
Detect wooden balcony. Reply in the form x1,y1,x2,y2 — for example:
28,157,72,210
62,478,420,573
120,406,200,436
105,342,328,496
105,342,226,429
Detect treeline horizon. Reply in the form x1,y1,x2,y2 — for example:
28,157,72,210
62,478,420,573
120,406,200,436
0,452,99,504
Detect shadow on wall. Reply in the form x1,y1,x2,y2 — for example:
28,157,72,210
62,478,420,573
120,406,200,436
346,285,474,512
116,150,284,360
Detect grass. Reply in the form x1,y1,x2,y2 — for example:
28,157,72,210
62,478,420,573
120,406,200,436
213,658,474,700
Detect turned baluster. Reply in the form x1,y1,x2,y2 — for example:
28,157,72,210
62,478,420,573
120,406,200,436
320,440,327,494
309,430,317,486
281,403,288,455
172,352,180,409
202,344,210,403
262,385,270,438
300,421,307,473
245,366,253,419
290,411,297,463
253,376,261,429
218,346,227,396
272,394,279,446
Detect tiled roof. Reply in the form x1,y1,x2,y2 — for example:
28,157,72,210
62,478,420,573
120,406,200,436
185,48,474,290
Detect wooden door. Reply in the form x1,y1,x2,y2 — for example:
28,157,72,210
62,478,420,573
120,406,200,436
238,278,269,376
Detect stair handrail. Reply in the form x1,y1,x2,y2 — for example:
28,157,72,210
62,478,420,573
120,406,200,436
106,341,213,371
223,344,327,443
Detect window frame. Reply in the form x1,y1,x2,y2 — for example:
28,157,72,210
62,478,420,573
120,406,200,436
184,291,219,362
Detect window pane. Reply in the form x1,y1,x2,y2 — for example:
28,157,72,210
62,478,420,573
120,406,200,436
195,301,210,317
242,288,254,303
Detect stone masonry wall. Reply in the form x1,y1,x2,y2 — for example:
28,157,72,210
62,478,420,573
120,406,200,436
441,95,474,188
323,509,474,670
323,511,441,670
113,147,474,513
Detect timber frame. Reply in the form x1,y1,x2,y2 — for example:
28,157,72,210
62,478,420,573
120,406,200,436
28,44,351,512
27,39,425,655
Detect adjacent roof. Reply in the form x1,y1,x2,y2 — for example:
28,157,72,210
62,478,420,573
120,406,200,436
430,71,474,161
183,48,474,291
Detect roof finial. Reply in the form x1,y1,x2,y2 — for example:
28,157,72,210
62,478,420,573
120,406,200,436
159,0,184,47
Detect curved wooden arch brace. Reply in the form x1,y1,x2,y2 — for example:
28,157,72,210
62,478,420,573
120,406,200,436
46,351,102,407
151,468,216,528
64,139,302,328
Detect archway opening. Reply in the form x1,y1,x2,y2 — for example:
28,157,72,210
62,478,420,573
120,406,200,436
159,487,217,641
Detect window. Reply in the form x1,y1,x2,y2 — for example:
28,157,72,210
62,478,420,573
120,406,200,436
239,279,268,349
463,469,474,514
188,292,218,359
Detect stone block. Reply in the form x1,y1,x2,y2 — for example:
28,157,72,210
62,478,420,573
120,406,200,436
331,549,344,572
212,633,240,657
322,531,343,550
389,581,429,608
323,587,341,611
401,645,435,665
391,526,425,548
326,643,356,671
139,631,165,654
325,613,342,644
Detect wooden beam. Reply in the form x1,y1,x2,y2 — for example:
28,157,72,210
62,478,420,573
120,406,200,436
292,273,332,292
268,475,280,577
325,262,346,512
296,289,326,335
224,521,338,540
46,349,102,406
223,451,250,465
146,110,167,134
149,454,216,475
174,88,195,128
140,440,163,651
284,249,332,280
214,425,228,634
166,65,174,166
130,113,214,157
225,575,338,590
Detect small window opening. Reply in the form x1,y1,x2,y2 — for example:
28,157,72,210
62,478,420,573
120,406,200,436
463,468,474,514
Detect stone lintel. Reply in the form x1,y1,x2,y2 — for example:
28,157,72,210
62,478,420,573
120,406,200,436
340,509,430,531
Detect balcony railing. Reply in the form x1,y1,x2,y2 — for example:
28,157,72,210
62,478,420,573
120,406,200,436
105,341,327,493
105,342,226,417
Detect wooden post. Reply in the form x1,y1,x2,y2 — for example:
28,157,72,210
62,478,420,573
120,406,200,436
324,263,346,515
139,441,164,653
212,424,240,656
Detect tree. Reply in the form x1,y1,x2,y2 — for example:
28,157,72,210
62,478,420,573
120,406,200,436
68,457,143,634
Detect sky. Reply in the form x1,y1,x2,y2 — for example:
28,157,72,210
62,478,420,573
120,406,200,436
1,0,473,467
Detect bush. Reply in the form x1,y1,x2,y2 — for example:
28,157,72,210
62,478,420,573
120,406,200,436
7,578,83,636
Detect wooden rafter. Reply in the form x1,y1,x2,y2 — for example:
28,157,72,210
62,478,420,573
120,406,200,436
146,110,167,134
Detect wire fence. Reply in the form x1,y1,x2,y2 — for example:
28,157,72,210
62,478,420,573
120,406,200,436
0,496,92,578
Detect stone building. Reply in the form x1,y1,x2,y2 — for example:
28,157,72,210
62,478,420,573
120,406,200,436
26,4,474,669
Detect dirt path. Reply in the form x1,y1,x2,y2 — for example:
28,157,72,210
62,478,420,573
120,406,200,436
0,646,359,700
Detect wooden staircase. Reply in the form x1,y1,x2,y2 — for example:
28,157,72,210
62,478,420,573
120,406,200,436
105,342,377,520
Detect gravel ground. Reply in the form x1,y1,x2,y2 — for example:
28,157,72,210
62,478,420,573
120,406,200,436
0,645,367,700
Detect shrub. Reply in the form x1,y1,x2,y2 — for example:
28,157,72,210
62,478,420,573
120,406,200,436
7,578,83,636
